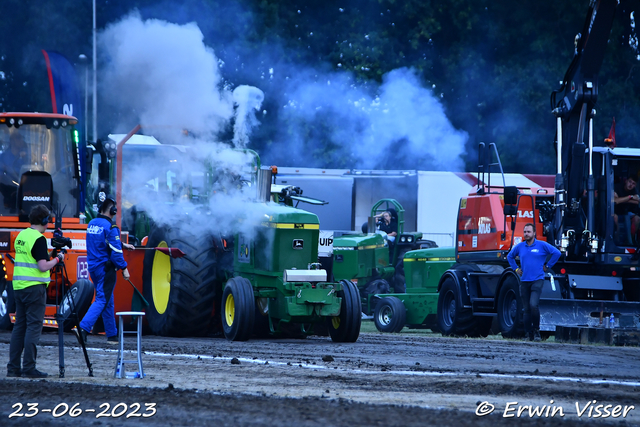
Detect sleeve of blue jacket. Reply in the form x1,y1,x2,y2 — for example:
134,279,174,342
543,241,561,268
107,224,128,270
507,243,520,270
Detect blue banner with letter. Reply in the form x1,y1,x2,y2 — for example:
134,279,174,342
42,50,86,212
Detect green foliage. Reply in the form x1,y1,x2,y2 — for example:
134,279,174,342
2,0,640,174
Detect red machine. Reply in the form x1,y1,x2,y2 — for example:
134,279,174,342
436,0,640,338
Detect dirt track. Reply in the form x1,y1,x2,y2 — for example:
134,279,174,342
1,326,640,426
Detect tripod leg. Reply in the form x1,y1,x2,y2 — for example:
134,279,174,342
70,296,94,377
71,324,93,376
57,313,65,378
77,332,94,377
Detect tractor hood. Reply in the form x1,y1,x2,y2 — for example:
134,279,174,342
333,233,385,250
259,202,319,227
403,246,456,261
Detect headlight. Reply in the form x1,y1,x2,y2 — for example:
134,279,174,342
407,236,413,242
400,236,406,243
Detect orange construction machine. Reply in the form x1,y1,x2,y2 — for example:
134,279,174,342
435,0,640,339
0,113,145,335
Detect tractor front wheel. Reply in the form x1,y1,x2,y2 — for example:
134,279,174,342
221,277,255,341
373,296,406,333
327,280,361,342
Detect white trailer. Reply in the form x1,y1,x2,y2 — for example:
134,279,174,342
275,167,553,247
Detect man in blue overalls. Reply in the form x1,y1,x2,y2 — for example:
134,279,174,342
77,194,134,344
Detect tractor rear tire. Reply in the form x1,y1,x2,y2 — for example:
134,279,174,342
221,277,255,341
361,278,390,299
327,279,361,342
437,277,477,336
497,277,524,338
142,225,219,337
392,260,406,293
59,280,94,331
373,296,406,333
418,239,438,249
0,280,15,330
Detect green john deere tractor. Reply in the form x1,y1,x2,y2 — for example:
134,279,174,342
99,133,361,342
332,199,436,316
371,246,456,333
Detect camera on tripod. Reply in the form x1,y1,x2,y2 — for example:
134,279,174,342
50,204,72,255
52,228,72,252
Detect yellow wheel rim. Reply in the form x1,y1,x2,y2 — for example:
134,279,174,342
331,316,340,329
225,293,235,327
151,241,171,314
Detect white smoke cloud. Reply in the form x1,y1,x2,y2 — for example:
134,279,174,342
96,10,466,241
98,13,269,237
276,67,467,170
232,85,264,148
117,133,270,239
98,11,233,141
366,68,466,170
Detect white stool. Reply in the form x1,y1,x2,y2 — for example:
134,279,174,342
114,311,145,379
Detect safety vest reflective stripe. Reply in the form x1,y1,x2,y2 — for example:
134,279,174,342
15,262,38,268
13,228,50,290
108,242,123,253
13,275,51,283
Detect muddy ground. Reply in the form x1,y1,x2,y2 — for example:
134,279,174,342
1,325,639,426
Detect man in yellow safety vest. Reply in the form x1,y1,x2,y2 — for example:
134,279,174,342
6,204,64,378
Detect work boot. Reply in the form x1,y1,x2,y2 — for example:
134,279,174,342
6,369,21,378
533,329,542,342
107,336,119,345
22,369,48,378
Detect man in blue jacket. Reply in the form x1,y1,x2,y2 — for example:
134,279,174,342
507,223,561,342
76,194,134,344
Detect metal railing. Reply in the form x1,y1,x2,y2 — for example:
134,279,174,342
422,232,455,248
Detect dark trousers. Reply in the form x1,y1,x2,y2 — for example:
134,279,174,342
7,284,46,373
520,279,543,334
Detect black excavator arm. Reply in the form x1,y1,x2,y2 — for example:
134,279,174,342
547,0,640,257
551,0,617,221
